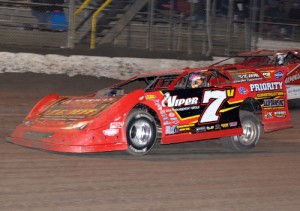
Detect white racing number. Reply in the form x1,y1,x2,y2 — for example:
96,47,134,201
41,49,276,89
199,90,229,124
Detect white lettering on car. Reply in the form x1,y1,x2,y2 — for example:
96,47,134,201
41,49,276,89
162,92,198,107
249,82,283,92
199,90,228,123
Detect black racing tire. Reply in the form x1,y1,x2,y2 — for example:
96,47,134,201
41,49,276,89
221,111,261,152
126,109,157,156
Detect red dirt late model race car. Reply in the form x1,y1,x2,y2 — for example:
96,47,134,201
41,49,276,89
7,64,293,156
211,49,300,99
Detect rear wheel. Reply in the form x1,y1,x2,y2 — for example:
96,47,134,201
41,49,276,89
221,111,261,152
126,110,157,155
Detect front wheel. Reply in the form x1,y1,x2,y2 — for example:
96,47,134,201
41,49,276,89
221,111,261,152
126,110,157,155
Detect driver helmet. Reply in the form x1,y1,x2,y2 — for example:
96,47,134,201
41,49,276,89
190,72,205,88
277,54,287,66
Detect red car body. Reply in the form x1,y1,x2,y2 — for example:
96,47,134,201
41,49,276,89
7,61,293,155
212,49,300,99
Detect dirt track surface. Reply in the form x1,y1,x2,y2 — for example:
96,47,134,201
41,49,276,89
1,73,300,211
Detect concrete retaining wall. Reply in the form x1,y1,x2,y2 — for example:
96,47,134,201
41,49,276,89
0,52,224,80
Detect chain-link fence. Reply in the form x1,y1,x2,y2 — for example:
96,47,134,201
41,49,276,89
0,0,299,56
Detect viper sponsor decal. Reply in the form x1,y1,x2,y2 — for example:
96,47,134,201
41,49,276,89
174,106,200,112
250,82,283,92
162,92,198,107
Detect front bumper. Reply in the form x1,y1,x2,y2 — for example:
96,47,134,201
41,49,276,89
7,126,128,153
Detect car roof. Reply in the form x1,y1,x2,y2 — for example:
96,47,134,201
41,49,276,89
237,49,300,57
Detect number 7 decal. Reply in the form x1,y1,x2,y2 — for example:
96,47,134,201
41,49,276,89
199,89,234,124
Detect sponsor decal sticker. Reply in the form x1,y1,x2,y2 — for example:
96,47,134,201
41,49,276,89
285,72,300,84
110,122,124,129
196,126,206,133
229,122,238,127
179,127,190,132
263,99,285,108
264,112,273,119
163,121,171,125
250,82,283,92
274,70,284,80
145,95,156,100
162,92,198,107
166,126,179,135
215,124,221,130
238,87,249,95
274,111,286,118
256,91,284,98
169,112,175,117
103,129,119,136
221,123,229,128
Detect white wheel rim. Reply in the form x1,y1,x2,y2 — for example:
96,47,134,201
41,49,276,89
238,120,258,146
129,119,152,147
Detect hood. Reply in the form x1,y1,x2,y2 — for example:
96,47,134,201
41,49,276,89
39,97,120,120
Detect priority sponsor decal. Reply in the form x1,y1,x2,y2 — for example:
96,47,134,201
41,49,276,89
250,82,283,92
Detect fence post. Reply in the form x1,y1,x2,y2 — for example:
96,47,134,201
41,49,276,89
225,0,234,56
205,0,212,56
147,0,155,51
67,1,75,49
